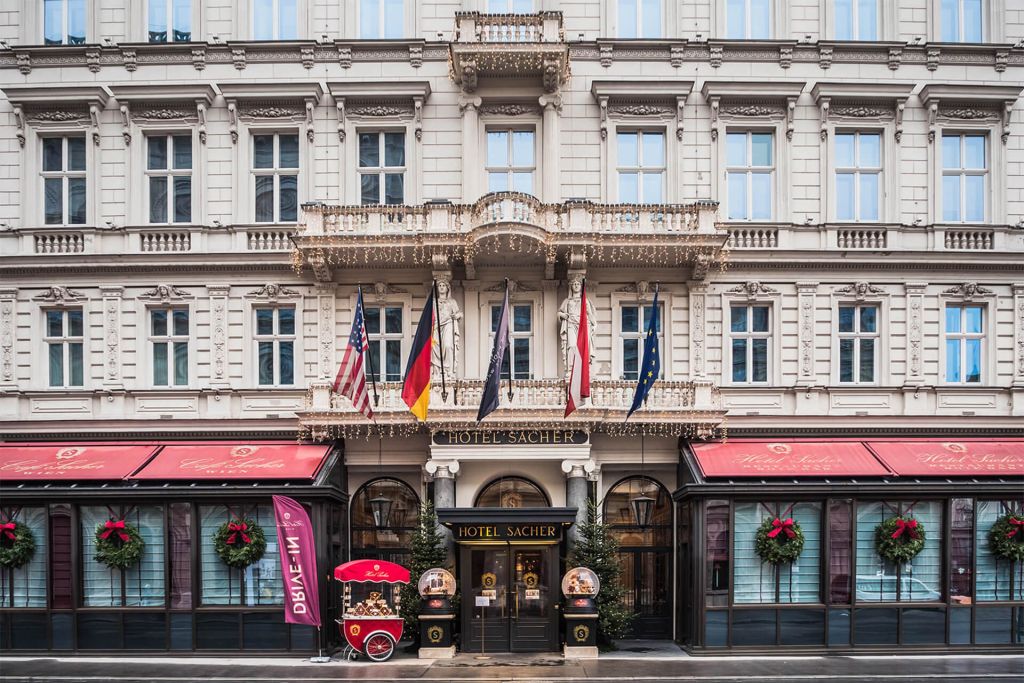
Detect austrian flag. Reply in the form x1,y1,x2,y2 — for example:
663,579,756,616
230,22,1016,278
564,280,591,417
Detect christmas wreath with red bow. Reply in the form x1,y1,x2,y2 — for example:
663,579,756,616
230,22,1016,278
987,513,1024,562
213,518,267,569
875,516,926,563
754,517,805,564
94,519,145,570
0,520,36,569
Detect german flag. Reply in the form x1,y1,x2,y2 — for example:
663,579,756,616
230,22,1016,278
401,288,435,421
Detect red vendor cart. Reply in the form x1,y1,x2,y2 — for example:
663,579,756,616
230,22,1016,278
333,559,410,662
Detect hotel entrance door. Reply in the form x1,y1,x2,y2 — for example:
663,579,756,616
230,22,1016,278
461,544,558,652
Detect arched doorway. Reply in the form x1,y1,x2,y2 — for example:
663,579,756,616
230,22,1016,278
475,476,549,508
350,477,419,565
603,475,673,638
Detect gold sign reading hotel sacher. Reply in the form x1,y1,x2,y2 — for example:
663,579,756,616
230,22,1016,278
432,430,588,446
455,524,561,541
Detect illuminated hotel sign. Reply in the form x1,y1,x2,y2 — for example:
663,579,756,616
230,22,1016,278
451,524,565,541
433,430,588,446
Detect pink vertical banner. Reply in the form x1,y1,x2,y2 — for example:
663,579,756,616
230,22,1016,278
272,495,321,627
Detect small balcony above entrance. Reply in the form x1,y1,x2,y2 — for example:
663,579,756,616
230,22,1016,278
449,12,569,94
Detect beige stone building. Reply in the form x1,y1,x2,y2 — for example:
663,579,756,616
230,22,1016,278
0,0,1022,657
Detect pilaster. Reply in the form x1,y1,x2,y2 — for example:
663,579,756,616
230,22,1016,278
208,284,231,388
316,284,337,381
1012,284,1024,416
539,94,562,204
688,282,707,380
99,286,124,388
459,95,481,203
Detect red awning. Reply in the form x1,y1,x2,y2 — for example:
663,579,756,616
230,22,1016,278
334,559,410,585
867,440,1024,477
0,443,159,481
691,440,892,478
130,442,332,481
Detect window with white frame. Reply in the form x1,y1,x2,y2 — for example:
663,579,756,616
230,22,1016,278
148,0,191,42
42,136,87,226
43,0,86,44
253,133,298,223
942,133,987,223
618,131,665,203
359,132,406,205
45,308,84,388
150,308,189,387
835,132,881,222
255,306,295,386
838,304,878,383
726,0,772,39
487,129,535,194
834,0,878,40
253,0,297,40
726,131,773,221
620,302,663,381
940,0,984,42
619,0,662,38
360,0,404,39
488,0,532,11
491,303,532,380
730,304,770,383
945,304,984,384
364,305,403,382
147,134,192,224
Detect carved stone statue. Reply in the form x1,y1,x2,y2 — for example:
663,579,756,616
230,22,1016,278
431,277,462,381
558,273,596,379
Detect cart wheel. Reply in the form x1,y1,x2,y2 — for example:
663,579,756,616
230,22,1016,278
364,633,395,662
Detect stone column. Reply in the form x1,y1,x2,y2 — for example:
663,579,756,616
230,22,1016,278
562,459,595,544
539,94,562,203
425,459,459,564
459,96,481,203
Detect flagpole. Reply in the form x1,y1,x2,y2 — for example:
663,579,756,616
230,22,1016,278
359,285,380,407
504,278,514,402
432,279,449,402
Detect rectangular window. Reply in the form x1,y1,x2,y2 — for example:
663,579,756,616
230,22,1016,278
834,0,878,40
705,500,730,607
855,501,943,603
620,302,663,380
488,0,532,11
734,502,821,604
619,0,662,38
726,0,772,39
252,133,298,223
486,129,535,194
147,134,192,224
976,501,1024,602
45,308,84,388
360,0,404,39
730,304,770,383
81,505,166,607
942,134,987,223
617,131,665,204
0,507,47,608
254,306,295,386
253,0,297,40
199,505,283,606
42,136,87,225
838,304,878,383
726,131,773,221
835,132,881,221
44,0,86,44
358,132,406,206
941,0,984,42
491,303,532,380
148,0,191,42
945,304,984,383
364,305,403,382
150,308,189,386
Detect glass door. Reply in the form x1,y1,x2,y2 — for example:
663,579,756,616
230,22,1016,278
462,546,510,653
509,546,557,651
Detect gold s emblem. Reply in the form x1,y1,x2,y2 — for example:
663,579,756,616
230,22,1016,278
231,445,260,457
523,572,539,589
481,572,497,589
55,447,83,460
348,623,360,637
574,624,590,642
942,442,968,453
766,443,792,455
427,625,443,644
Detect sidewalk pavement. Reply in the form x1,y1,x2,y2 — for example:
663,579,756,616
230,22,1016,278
1,651,1022,683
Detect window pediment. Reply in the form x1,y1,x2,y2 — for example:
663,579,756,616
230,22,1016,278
702,81,804,141
4,85,109,148
328,81,430,142
592,80,692,141
920,84,1020,144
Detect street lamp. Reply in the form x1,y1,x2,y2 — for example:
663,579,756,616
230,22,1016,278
631,491,655,529
369,494,392,529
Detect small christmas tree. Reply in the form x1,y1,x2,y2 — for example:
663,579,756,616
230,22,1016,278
399,501,450,643
569,499,634,646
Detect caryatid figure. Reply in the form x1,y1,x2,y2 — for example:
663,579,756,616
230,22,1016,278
558,273,596,380
431,277,462,380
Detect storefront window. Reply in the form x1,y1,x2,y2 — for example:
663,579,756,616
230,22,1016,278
976,500,1024,602
829,499,852,604
0,507,47,607
705,500,729,607
475,476,548,508
950,498,974,603
199,505,282,606
734,501,821,604
169,502,192,609
855,501,943,602
351,478,419,565
81,505,166,607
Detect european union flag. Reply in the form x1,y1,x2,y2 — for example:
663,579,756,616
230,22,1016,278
626,286,660,420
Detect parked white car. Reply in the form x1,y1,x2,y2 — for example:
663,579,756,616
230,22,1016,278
855,575,942,602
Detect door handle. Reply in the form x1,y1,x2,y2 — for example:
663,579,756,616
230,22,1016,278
513,589,519,620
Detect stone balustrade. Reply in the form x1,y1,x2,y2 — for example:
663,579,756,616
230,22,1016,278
455,11,564,43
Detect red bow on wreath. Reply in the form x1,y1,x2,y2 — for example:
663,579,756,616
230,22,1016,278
1006,517,1024,539
891,518,920,541
0,521,16,541
99,520,130,542
226,521,251,545
767,518,796,539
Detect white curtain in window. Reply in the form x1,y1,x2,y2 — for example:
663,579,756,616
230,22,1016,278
976,501,1024,602
0,507,47,608
855,500,942,602
199,504,283,606
734,502,821,604
81,506,165,607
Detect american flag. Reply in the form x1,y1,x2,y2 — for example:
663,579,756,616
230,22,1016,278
333,288,373,420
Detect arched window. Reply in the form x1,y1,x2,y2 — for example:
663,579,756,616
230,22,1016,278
603,476,672,638
350,477,419,564
475,476,549,508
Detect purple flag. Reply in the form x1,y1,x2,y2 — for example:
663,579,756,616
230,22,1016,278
272,495,321,627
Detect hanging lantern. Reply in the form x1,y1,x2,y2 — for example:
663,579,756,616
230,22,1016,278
631,493,655,529
369,495,393,529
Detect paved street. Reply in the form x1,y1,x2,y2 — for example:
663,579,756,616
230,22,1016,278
1,653,1021,683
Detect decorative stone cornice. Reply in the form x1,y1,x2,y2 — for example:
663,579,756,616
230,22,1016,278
3,85,109,146
138,284,192,302
591,80,693,141
811,82,913,142
942,282,994,300
328,81,430,142
834,282,885,300
479,102,541,117
703,81,804,141
33,286,84,303
247,283,301,300
219,82,324,144
726,281,779,298
919,84,1021,144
